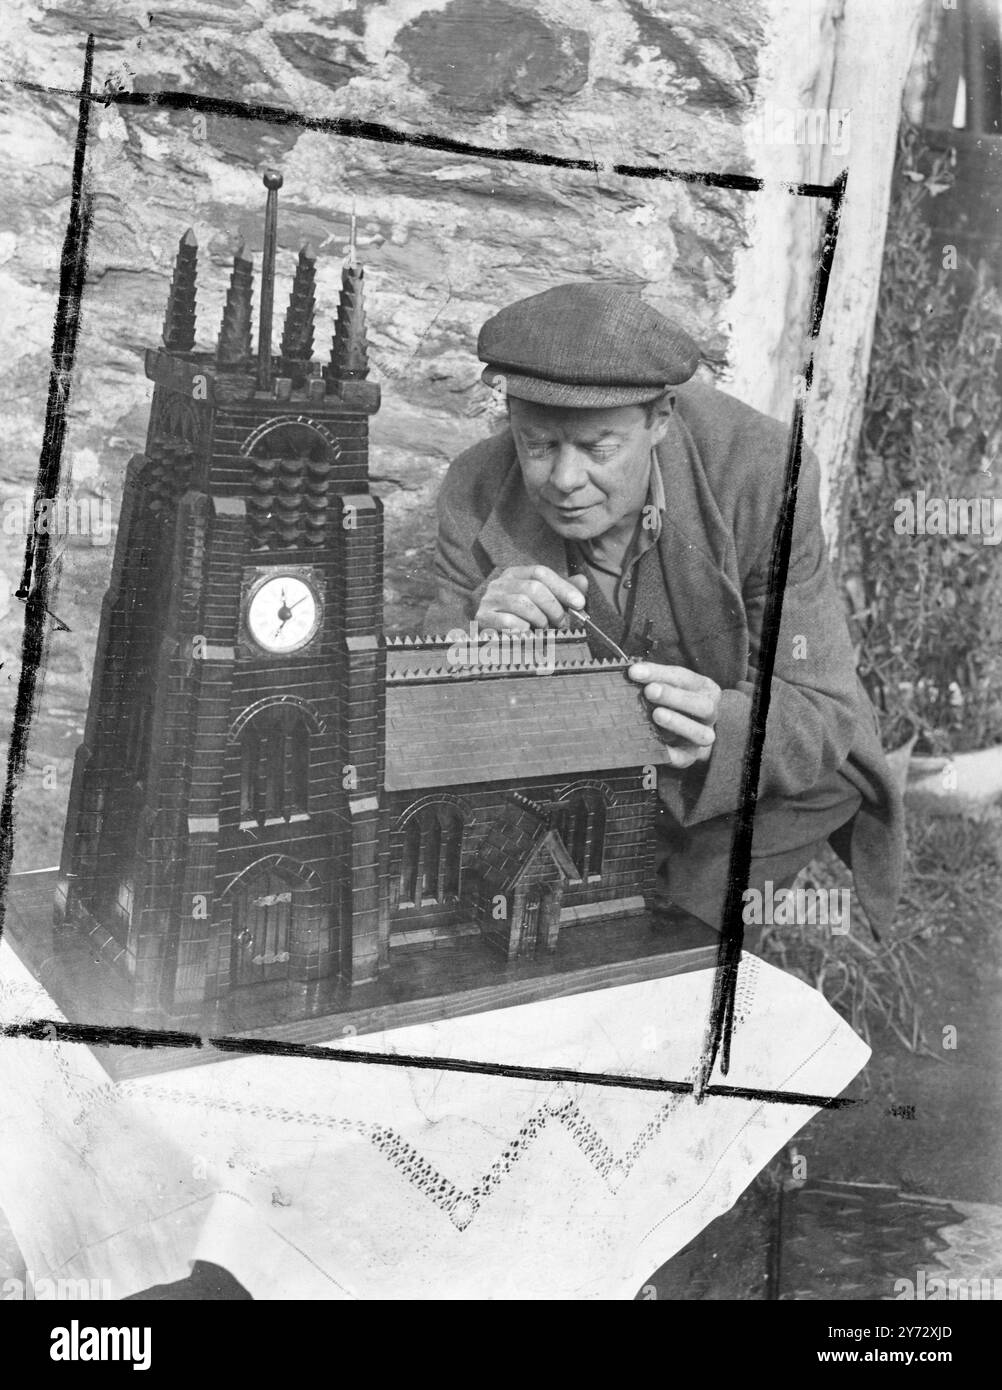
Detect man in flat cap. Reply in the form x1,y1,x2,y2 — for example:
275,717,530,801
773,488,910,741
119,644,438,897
425,283,904,940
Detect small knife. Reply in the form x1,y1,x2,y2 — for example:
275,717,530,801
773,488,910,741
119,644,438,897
565,608,631,663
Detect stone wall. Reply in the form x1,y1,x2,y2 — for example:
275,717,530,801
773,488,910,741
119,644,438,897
0,0,767,627
0,0,916,868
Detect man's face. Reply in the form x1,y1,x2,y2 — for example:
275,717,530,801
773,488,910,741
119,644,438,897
509,397,673,541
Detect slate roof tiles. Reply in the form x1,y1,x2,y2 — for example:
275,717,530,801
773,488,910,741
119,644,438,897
384,664,669,792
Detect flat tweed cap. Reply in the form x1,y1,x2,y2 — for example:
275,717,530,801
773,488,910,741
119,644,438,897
479,282,700,408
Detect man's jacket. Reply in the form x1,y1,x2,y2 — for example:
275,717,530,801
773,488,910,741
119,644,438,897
425,381,905,930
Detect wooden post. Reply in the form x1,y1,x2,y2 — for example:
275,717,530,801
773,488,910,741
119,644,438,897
257,169,283,391
726,0,926,555
809,0,926,553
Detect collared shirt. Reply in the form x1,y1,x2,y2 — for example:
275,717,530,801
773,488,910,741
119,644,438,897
566,451,665,619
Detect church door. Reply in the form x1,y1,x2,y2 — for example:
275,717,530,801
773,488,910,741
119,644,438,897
231,870,293,987
517,886,543,957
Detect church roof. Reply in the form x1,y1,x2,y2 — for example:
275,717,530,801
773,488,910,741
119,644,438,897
475,795,581,894
384,663,670,792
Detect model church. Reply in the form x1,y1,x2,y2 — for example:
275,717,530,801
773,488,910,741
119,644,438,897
53,174,673,1025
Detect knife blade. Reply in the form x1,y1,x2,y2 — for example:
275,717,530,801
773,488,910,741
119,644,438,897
566,608,632,663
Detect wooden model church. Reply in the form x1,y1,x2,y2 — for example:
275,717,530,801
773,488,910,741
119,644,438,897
53,173,679,1029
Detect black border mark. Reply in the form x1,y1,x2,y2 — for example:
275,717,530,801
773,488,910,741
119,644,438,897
4,1019,861,1110
4,78,842,199
696,172,848,1095
0,39,95,965
0,39,850,1110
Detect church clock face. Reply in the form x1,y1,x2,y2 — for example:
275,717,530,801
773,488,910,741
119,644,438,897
245,572,322,654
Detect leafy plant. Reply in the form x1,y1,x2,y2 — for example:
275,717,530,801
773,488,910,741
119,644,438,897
843,124,1002,755
760,811,1002,1058
760,844,936,1060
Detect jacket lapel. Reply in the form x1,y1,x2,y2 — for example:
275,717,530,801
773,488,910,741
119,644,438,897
652,414,749,687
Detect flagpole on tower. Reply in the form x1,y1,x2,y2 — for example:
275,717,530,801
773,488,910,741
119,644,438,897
257,169,283,390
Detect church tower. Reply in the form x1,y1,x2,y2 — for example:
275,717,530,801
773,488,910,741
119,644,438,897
55,173,385,1022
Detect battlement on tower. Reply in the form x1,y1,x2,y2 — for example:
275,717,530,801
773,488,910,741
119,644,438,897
146,172,379,415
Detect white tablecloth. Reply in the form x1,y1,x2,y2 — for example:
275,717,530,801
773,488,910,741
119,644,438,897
0,939,868,1299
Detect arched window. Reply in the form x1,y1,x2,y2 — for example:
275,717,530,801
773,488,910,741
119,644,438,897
397,804,464,909
247,420,336,463
552,789,607,880
231,867,294,987
115,878,135,931
239,705,310,826
400,817,421,905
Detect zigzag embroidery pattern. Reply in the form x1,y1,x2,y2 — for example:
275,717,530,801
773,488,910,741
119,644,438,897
1,963,765,1229
133,1081,698,1230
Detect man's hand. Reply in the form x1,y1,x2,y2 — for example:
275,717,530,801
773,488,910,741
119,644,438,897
627,662,721,768
476,566,588,631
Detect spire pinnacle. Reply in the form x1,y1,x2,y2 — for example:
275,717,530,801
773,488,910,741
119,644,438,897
347,199,357,268
216,241,254,365
161,228,198,352
328,211,369,384
280,242,317,367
